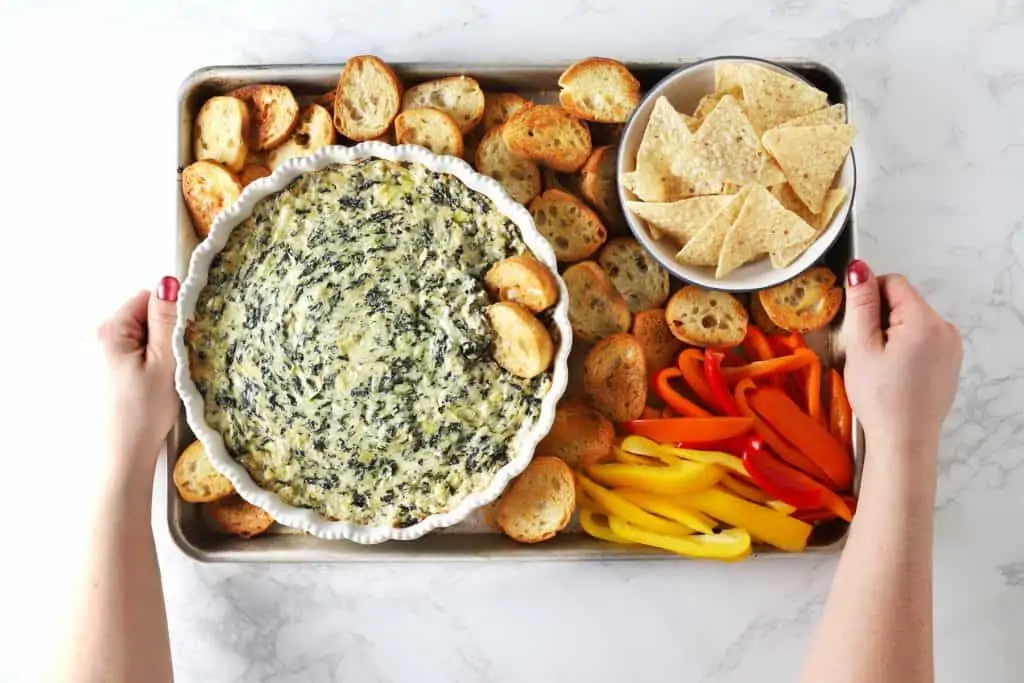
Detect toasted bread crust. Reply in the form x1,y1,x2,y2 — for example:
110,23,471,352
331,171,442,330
558,57,641,123
665,286,749,347
503,105,592,172
475,125,541,205
757,267,843,333
582,332,648,422
631,308,685,374
598,237,671,313
181,160,242,238
482,92,532,131
267,104,336,169
484,254,559,313
538,401,615,468
580,146,628,235
487,301,554,379
239,163,271,187
193,96,250,172
206,496,274,538
229,84,300,151
334,56,403,141
529,189,607,263
496,456,575,543
394,107,464,157
562,261,632,343
401,75,485,134
173,440,235,503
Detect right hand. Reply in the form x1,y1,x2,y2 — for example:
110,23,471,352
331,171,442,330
842,260,962,458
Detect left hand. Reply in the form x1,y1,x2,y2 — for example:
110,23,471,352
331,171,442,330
98,277,181,473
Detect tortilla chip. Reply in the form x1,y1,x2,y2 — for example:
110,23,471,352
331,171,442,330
769,187,849,268
715,62,744,92
777,103,846,129
716,186,816,278
632,97,708,201
761,124,856,214
626,195,735,246
676,187,752,267
672,95,784,187
739,64,828,132
692,87,742,123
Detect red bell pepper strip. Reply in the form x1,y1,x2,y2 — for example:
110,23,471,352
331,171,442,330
828,369,853,453
676,349,718,409
704,350,741,417
742,438,853,521
742,325,782,387
619,417,754,444
734,379,832,484
675,434,754,456
806,352,823,425
721,348,816,385
652,367,711,418
747,387,853,491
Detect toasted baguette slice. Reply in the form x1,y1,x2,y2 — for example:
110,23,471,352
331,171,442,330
482,92,532,131
757,267,843,333
239,163,271,187
394,107,463,157
401,75,485,134
558,57,641,123
487,301,554,379
228,84,299,151
181,161,242,238
529,189,607,262
750,291,785,335
334,56,403,141
315,89,336,109
562,261,631,342
538,402,615,468
664,286,748,347
496,456,575,544
598,238,670,313
206,496,274,538
484,254,559,313
582,332,648,422
476,125,541,205
267,104,335,169
631,308,684,374
173,441,234,503
580,146,627,235
503,105,592,172
193,96,250,172
541,167,578,194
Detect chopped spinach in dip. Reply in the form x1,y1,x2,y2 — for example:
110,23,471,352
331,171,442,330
186,160,551,527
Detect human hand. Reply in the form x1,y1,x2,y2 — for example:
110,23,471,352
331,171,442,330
842,260,962,460
98,277,181,476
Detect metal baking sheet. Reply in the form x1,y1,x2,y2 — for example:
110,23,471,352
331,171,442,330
169,61,861,562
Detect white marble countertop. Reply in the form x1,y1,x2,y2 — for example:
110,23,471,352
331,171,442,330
2,1,1023,681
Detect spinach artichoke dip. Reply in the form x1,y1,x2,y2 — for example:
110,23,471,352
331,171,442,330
186,160,552,527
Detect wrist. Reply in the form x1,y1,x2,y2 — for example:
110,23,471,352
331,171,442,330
860,435,938,507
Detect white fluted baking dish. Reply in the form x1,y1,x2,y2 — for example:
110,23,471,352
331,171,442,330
171,142,572,543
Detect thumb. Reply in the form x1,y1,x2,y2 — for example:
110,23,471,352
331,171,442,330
842,259,883,355
147,276,180,371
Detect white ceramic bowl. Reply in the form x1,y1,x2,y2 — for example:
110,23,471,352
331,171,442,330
172,143,572,543
617,56,856,292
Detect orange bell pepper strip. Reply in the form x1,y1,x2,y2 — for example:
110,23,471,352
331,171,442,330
828,369,853,452
748,387,853,491
618,417,754,444
676,349,718,408
704,349,742,416
616,489,717,534
806,352,823,425
742,438,854,521
685,487,813,552
734,379,832,484
721,347,817,385
577,474,694,536
652,367,711,418
608,516,752,560
741,325,783,388
586,460,722,494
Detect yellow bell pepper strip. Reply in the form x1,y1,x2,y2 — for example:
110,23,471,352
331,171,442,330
613,446,664,467
734,379,832,483
703,349,743,416
608,516,752,560
687,487,813,552
653,367,711,417
620,435,748,477
586,460,722,495
766,500,797,515
721,347,816,385
616,489,717,534
576,474,694,536
741,437,854,522
675,349,718,408
720,473,774,504
618,416,754,444
748,387,853,491
828,368,853,455
579,508,634,545
806,351,823,425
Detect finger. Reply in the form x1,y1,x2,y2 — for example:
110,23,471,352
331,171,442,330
842,259,883,354
98,290,151,361
877,274,928,328
147,276,180,372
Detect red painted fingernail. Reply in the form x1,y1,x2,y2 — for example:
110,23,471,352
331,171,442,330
847,260,869,287
158,276,180,302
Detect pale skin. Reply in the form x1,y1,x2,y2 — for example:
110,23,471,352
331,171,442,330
60,263,961,683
